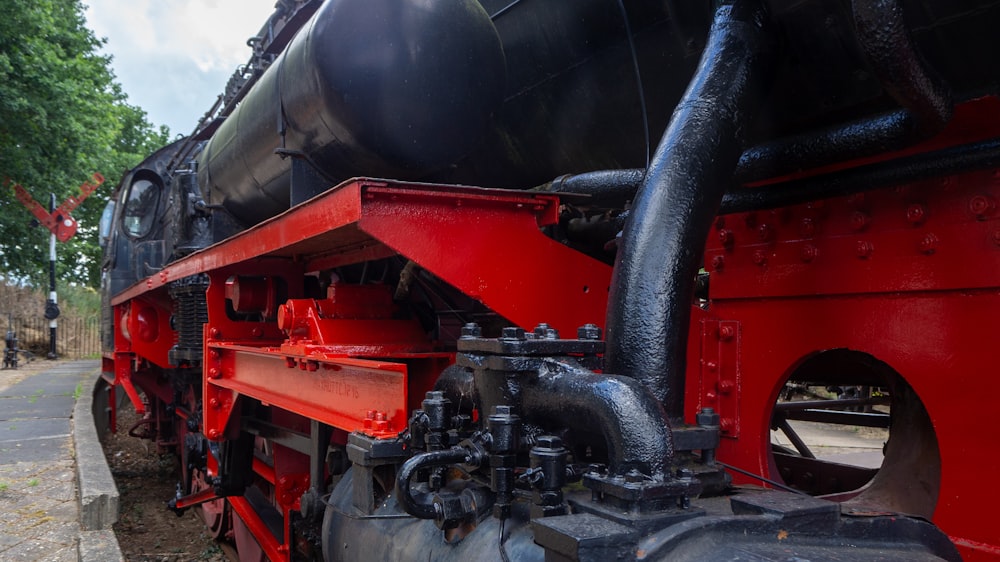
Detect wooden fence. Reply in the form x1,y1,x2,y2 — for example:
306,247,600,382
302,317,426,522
4,315,101,359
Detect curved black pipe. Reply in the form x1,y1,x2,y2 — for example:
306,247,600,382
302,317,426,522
537,169,645,206
432,365,479,418
721,136,1000,213
605,0,769,421
394,447,469,520
521,359,674,479
541,135,1000,214
734,0,952,182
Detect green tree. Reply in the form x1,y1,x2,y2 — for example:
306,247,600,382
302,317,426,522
0,0,168,288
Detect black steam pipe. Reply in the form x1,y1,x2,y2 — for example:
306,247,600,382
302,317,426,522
433,357,673,478
721,136,1000,213
605,0,769,421
546,136,1000,214
395,447,469,520
432,365,479,418
521,359,674,478
734,0,952,183
538,169,646,206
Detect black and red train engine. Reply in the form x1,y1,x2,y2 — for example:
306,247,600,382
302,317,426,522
99,0,1000,560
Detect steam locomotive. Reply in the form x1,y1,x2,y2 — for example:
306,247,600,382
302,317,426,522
98,0,1000,559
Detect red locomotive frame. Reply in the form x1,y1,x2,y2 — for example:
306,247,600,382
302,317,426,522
104,97,1000,560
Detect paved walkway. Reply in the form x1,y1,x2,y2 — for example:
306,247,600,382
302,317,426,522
0,359,121,561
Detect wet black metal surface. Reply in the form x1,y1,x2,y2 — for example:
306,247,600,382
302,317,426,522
605,0,770,420
197,0,505,226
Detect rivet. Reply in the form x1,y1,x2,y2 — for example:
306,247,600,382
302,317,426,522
856,241,874,259
711,255,725,271
757,224,773,242
800,244,818,263
969,195,996,219
209,328,221,339
719,380,735,394
919,233,939,255
850,211,870,232
799,218,816,237
209,398,220,409
752,250,767,266
906,204,926,225
208,429,220,439
208,368,221,379
251,327,263,337
718,229,734,248
991,230,1000,247
718,325,735,341
705,361,718,372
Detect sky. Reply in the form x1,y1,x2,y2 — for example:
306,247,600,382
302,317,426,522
83,0,280,137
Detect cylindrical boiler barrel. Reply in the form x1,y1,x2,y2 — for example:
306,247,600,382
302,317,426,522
197,0,505,227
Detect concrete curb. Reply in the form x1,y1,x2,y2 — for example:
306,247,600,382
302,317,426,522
78,529,125,562
73,370,124,560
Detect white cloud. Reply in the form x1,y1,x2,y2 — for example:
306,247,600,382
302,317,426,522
83,0,279,135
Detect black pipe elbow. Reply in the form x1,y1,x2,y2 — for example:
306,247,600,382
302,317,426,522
521,359,674,479
394,447,469,520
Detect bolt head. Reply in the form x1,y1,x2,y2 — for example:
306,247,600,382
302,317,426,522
850,211,870,232
492,405,514,416
460,323,482,339
799,218,816,237
800,244,818,263
501,326,526,340
535,435,564,450
711,255,725,271
577,324,602,340
757,224,773,242
718,325,735,341
856,241,874,259
696,408,720,427
918,233,939,255
535,324,560,339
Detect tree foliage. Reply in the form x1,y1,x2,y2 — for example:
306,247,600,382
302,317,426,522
0,0,168,288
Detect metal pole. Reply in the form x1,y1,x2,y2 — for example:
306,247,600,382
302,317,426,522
44,193,59,359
